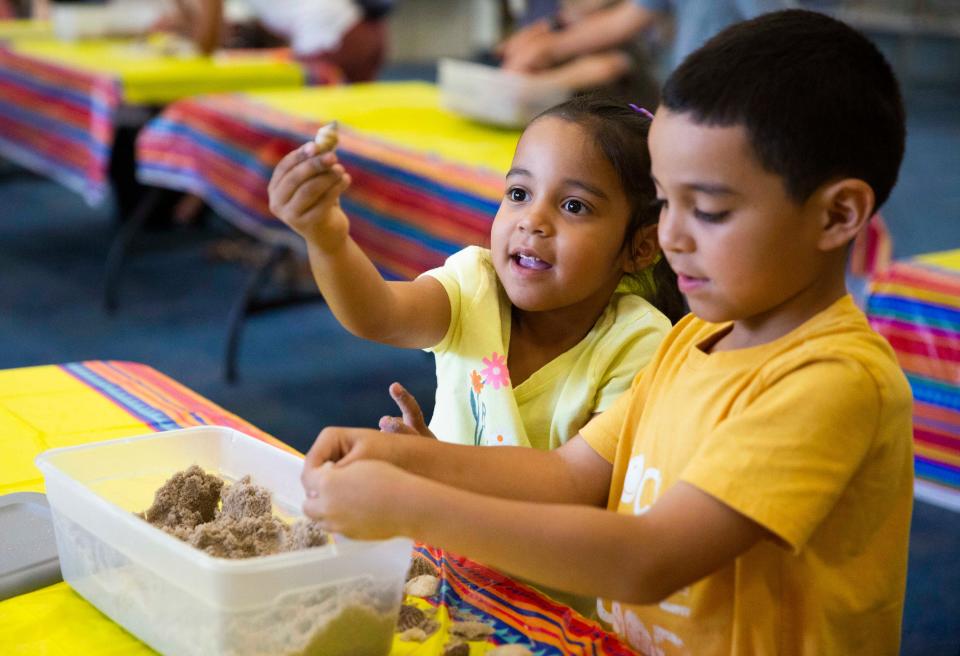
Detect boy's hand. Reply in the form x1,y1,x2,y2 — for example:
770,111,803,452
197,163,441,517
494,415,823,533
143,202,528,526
268,143,352,251
302,426,393,472
378,382,436,438
302,460,420,539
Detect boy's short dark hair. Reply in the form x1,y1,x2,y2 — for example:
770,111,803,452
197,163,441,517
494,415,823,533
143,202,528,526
661,9,906,212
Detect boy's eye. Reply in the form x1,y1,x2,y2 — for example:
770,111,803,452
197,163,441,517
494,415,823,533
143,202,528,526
508,188,528,202
694,209,730,223
562,199,585,214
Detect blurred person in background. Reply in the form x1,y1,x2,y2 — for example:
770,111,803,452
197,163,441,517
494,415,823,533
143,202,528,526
163,0,392,82
500,0,792,104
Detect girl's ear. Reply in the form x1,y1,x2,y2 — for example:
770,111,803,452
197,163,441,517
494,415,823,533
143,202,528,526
817,178,875,251
623,223,660,273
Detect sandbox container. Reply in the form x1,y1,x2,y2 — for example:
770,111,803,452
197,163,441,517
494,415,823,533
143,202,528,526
35,426,412,656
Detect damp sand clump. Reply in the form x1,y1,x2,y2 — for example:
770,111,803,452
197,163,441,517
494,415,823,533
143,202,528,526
139,465,327,558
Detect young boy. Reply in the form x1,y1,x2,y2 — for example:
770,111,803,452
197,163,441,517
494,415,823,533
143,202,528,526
300,10,913,655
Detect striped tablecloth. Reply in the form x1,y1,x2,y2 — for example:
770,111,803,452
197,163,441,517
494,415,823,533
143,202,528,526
0,38,304,204
866,249,960,510
0,361,635,655
137,83,519,280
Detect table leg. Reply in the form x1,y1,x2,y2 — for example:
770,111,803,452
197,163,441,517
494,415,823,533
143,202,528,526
223,244,324,383
102,187,172,313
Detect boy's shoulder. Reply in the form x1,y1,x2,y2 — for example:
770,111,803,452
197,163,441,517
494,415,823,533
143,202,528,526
672,296,910,397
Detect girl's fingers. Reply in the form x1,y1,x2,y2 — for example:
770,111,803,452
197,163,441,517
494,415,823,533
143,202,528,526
269,148,339,208
269,143,314,196
379,415,419,435
388,383,434,437
284,169,346,217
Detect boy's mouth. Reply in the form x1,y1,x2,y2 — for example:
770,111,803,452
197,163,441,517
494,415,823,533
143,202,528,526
511,250,552,270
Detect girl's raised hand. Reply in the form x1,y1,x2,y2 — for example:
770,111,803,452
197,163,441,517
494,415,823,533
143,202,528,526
268,142,352,252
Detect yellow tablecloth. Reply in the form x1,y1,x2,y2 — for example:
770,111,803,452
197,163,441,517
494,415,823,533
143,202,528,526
0,19,52,43
10,38,304,105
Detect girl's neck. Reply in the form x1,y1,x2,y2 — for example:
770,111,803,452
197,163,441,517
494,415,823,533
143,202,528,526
507,299,609,386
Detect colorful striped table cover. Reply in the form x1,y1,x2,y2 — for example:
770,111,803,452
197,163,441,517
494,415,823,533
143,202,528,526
0,361,635,655
866,249,960,511
137,83,520,280
0,38,304,204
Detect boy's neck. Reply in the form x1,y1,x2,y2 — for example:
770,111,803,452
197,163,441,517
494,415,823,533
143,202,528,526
711,263,850,353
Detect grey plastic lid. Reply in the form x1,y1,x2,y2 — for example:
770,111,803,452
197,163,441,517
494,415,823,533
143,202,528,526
0,492,62,601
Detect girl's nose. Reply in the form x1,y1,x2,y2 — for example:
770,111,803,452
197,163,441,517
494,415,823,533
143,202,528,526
518,205,552,236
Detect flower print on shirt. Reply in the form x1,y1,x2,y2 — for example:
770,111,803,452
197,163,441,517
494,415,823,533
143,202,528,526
468,353,511,446
480,352,510,389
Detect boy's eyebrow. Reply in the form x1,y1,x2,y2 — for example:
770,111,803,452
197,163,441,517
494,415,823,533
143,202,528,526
506,167,531,178
651,175,738,196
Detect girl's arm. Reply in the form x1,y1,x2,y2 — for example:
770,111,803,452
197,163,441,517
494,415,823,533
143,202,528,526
268,144,450,348
305,459,768,604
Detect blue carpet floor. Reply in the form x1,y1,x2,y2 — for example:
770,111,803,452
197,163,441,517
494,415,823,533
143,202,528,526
1,79,958,653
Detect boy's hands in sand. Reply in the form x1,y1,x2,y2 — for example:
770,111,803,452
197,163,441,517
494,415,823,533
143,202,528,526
302,426,399,472
302,460,420,539
268,142,351,251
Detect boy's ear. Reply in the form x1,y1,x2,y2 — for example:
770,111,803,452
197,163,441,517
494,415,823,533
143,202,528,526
623,223,660,273
817,178,875,251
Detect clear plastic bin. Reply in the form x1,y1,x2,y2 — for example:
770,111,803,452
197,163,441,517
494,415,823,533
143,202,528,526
35,426,412,656
439,58,572,128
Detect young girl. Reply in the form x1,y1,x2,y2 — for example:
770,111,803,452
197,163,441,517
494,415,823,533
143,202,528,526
268,96,683,451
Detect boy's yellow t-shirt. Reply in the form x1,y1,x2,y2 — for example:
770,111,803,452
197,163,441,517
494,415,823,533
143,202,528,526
422,246,671,450
581,295,914,656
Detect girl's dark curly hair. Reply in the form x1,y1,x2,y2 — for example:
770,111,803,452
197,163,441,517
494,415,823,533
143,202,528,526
533,95,685,324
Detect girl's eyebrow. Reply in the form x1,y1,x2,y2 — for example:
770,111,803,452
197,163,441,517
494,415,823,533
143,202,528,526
565,179,609,200
505,169,608,200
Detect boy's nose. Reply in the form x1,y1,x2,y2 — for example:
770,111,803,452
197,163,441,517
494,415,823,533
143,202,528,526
658,208,691,253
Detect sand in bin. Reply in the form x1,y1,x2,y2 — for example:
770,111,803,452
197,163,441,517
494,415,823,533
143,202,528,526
140,466,398,656
139,465,327,558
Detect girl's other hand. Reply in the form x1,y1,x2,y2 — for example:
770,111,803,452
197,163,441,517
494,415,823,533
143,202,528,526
268,142,352,251
302,460,419,539
378,382,436,438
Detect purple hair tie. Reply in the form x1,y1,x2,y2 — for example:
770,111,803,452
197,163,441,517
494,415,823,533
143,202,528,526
629,103,654,119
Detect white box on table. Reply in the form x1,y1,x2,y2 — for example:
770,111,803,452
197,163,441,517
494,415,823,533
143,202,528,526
35,426,412,656
438,57,573,128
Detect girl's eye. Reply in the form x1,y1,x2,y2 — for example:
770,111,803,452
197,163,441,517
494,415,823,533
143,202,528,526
694,209,730,223
508,188,528,202
562,199,585,214
652,198,667,213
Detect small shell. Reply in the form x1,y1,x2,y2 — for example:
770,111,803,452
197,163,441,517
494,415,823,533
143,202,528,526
398,627,428,642
487,646,533,656
396,604,427,632
314,121,339,152
449,620,495,640
404,574,440,597
406,556,436,580
442,640,470,656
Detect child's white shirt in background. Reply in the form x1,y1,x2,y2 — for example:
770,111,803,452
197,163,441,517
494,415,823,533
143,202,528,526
242,0,360,54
